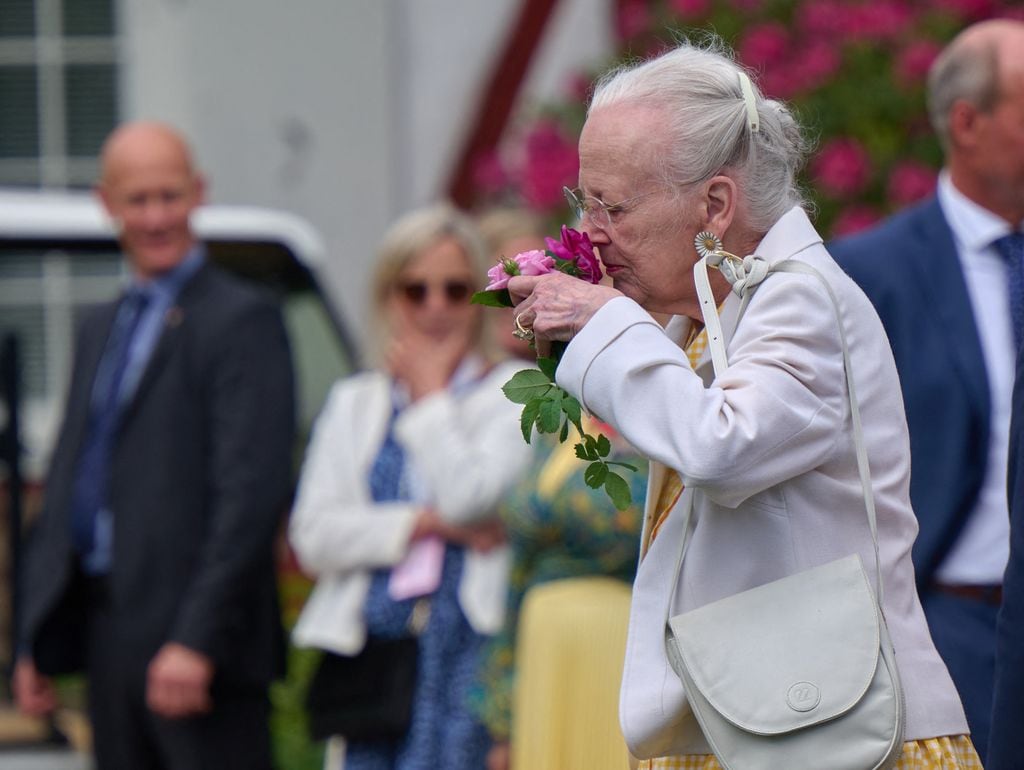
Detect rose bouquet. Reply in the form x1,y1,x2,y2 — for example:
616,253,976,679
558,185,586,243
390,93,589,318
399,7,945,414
472,225,637,510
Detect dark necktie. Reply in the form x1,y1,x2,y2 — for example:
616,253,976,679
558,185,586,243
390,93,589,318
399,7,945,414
994,232,1024,351
70,289,151,557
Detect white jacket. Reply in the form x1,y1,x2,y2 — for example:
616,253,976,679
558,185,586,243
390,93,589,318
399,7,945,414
290,358,532,654
556,208,968,757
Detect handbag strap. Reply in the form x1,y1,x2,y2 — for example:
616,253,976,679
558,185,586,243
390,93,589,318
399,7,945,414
664,253,884,626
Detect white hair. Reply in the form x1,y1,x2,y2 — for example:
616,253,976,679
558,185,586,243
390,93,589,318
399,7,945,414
589,37,810,232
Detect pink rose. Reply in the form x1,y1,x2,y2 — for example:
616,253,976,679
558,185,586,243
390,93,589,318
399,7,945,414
546,226,603,284
737,23,790,70
831,205,883,237
887,161,937,206
484,250,555,291
895,41,941,88
812,138,872,199
615,0,651,41
472,150,508,197
520,122,580,212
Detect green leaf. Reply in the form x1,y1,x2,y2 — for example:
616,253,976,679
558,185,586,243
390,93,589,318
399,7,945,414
536,356,558,381
562,396,583,435
604,472,632,511
596,433,611,458
584,461,608,489
574,442,595,461
608,460,639,472
559,419,569,442
502,369,553,404
520,399,543,443
538,397,562,433
470,288,513,307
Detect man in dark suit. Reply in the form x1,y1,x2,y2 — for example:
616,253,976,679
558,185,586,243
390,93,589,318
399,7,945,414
11,121,295,770
990,348,1024,767
829,20,1024,761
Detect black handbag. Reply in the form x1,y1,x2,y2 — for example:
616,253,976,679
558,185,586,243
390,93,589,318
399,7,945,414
305,636,419,742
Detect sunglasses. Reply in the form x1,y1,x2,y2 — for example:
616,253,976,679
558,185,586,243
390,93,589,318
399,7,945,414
396,279,473,306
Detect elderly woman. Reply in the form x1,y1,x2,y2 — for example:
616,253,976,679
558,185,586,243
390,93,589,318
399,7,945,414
508,40,979,770
289,203,531,769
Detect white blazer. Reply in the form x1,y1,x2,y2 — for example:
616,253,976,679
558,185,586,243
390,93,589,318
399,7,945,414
556,208,968,758
289,357,532,655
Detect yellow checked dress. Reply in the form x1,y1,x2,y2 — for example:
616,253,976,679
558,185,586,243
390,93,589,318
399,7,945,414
638,333,983,769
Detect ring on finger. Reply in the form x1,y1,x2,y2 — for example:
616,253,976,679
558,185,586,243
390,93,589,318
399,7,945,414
513,313,535,341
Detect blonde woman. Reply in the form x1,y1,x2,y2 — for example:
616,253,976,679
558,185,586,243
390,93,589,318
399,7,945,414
290,203,531,769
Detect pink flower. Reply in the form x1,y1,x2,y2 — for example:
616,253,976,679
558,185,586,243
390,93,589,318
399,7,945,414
472,150,508,197
846,1,914,41
796,0,849,39
790,42,841,93
484,249,555,290
545,226,602,284
615,0,651,41
831,205,883,237
886,161,937,206
895,41,942,87
737,23,790,70
520,122,580,212
812,138,872,199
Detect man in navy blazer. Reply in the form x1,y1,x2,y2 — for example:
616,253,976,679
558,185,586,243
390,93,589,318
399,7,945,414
11,122,295,769
989,348,1024,767
829,20,1024,761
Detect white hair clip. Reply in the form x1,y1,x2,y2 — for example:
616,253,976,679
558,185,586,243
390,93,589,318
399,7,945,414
737,71,760,133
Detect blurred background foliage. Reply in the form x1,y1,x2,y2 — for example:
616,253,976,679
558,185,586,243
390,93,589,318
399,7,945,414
470,0,1024,238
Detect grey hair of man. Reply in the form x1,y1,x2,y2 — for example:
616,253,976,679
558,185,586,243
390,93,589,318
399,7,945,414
588,37,811,234
926,29,1001,154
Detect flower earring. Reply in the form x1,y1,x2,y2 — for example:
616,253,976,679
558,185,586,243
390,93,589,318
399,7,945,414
694,231,723,259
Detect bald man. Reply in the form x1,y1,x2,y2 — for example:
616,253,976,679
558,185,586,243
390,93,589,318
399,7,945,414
830,20,1024,762
12,122,295,770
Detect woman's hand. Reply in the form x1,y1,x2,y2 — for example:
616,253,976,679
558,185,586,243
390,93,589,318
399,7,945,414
386,315,471,402
507,273,620,356
411,508,506,551
486,741,511,770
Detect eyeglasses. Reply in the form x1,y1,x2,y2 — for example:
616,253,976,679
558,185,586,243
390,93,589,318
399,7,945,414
563,186,658,231
396,279,473,306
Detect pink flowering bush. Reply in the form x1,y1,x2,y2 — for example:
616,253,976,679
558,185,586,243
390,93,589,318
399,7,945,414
469,0,1023,238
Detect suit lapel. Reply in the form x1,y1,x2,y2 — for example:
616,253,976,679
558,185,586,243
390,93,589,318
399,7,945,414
66,303,118,433
120,263,211,421
912,199,991,415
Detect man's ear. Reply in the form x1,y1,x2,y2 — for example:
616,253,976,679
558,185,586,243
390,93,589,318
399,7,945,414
192,172,208,206
95,182,114,217
949,99,982,151
703,175,737,234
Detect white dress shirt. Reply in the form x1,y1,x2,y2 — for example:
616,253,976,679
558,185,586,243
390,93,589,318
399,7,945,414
934,173,1017,585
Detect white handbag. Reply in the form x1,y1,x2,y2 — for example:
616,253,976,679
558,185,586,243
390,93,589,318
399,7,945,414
661,255,906,770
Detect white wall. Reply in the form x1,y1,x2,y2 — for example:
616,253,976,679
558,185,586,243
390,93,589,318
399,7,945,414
117,0,613,347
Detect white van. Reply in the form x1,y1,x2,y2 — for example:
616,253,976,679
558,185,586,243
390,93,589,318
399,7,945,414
0,188,359,482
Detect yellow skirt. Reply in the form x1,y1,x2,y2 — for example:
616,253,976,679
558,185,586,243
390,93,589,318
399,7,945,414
511,577,633,770
639,735,982,769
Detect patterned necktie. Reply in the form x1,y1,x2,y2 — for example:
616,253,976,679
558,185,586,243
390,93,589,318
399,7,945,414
70,289,151,556
644,327,709,554
994,232,1024,351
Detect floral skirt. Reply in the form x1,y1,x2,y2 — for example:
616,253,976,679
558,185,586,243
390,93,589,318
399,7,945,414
638,736,981,770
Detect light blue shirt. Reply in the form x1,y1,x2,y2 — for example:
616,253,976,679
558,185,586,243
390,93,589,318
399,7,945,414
83,245,206,574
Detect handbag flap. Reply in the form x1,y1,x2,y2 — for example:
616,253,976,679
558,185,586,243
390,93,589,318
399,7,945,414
667,554,881,735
